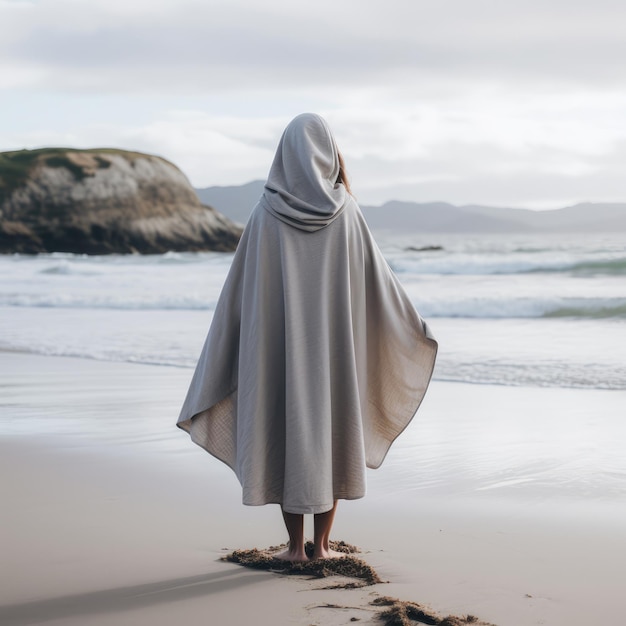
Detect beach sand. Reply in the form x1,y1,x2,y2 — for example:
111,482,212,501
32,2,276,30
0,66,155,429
1,352,625,625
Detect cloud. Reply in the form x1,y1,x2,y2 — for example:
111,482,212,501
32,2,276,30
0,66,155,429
1,0,625,206
358,163,626,210
0,109,282,185
3,0,626,93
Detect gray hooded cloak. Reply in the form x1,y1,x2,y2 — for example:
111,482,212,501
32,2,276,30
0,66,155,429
177,113,437,514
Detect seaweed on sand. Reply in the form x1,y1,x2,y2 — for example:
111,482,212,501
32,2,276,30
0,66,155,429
222,543,497,625
222,540,381,587
372,596,496,626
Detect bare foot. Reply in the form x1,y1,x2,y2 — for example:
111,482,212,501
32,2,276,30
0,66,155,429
273,547,309,562
312,547,347,560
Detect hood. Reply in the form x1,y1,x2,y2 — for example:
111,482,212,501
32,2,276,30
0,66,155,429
261,113,348,232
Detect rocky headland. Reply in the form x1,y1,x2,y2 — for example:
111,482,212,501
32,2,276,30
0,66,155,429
0,148,243,254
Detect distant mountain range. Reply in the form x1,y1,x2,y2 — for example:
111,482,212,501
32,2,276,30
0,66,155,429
195,181,265,226
195,180,626,233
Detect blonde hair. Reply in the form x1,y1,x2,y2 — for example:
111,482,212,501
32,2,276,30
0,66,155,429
337,152,352,195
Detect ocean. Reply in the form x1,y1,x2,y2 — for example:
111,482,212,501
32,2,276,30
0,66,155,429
1,231,624,391
1,230,626,507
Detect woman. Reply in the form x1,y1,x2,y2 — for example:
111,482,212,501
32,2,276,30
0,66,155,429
177,113,437,561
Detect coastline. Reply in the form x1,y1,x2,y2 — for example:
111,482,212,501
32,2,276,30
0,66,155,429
1,351,625,625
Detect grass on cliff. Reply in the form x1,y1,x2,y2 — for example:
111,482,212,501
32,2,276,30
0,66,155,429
0,147,162,203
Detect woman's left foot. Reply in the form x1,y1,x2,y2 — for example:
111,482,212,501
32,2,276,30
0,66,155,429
273,547,309,562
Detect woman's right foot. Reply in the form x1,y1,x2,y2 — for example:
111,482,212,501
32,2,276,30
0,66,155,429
312,547,347,560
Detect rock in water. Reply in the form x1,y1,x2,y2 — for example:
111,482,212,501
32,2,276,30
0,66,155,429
0,148,244,254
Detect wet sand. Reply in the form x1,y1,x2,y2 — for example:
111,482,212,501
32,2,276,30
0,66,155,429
1,352,625,625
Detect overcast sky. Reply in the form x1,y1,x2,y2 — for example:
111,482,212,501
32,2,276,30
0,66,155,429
1,0,625,208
